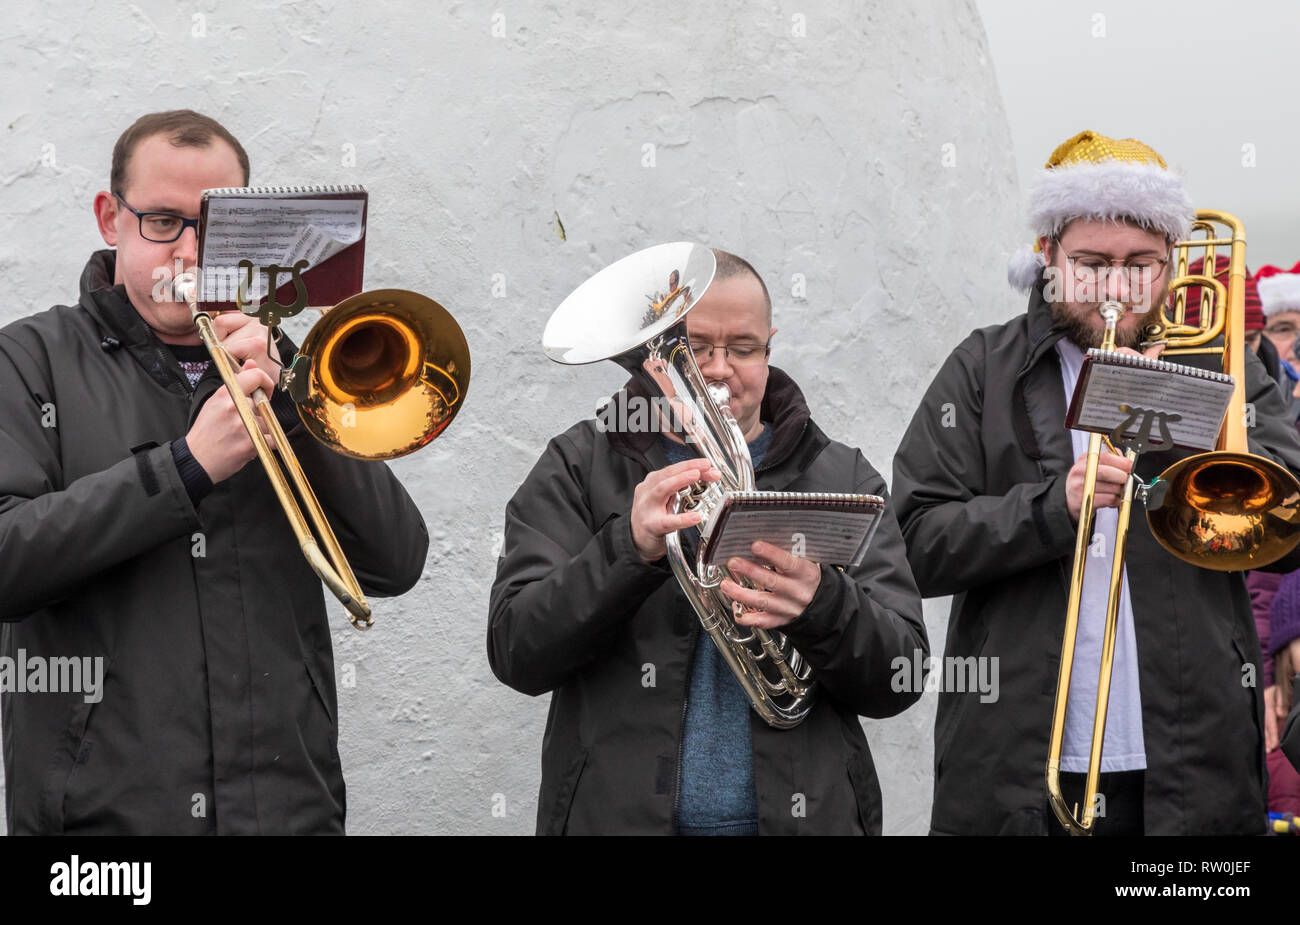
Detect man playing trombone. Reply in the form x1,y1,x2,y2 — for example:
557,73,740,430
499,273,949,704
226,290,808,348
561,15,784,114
0,110,429,834
489,248,927,835
892,130,1300,835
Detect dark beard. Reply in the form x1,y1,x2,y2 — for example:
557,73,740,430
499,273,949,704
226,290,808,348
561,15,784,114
1049,300,1158,351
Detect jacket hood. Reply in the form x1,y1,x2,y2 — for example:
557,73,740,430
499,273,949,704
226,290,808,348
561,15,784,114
73,250,299,406
603,365,816,473
1011,279,1071,461
1023,274,1069,369
78,249,162,351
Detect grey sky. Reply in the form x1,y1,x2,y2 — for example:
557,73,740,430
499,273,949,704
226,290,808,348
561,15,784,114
978,0,1297,270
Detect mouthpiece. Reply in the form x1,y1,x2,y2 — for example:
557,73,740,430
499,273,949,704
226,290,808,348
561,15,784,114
171,272,198,306
1099,300,1125,325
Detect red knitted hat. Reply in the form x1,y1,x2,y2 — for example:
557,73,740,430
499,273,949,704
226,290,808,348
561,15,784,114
1182,255,1263,332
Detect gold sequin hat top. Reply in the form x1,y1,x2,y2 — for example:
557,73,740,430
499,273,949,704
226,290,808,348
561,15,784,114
1044,131,1168,170
1007,130,1194,292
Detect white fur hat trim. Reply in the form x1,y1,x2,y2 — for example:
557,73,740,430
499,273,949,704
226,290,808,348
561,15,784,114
1259,273,1300,315
1008,160,1193,292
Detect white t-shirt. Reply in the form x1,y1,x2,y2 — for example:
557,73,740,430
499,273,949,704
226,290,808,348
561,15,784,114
1054,338,1148,773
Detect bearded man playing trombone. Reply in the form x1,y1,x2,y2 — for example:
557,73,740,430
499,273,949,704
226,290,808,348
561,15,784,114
0,109,428,834
893,131,1300,835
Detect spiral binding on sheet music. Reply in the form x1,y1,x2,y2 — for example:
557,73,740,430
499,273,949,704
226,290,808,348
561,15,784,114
723,490,885,507
700,489,885,568
1086,347,1233,383
202,184,367,198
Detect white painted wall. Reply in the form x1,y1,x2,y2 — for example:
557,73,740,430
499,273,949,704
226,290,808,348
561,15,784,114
0,0,1020,834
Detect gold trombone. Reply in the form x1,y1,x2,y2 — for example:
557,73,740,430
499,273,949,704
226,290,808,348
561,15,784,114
1145,212,1300,569
1045,299,1134,835
174,274,470,630
1046,211,1300,834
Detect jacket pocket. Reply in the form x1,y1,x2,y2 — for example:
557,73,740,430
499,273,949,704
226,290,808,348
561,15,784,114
302,654,337,727
300,652,345,822
1230,633,1266,789
934,622,990,779
542,748,589,836
301,653,340,759
845,749,881,835
40,658,112,834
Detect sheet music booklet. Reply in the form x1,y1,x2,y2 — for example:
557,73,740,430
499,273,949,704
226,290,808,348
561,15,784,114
1064,348,1235,451
196,184,368,310
699,490,885,569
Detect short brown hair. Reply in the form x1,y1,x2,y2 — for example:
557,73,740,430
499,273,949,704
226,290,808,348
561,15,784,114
111,109,249,196
712,249,772,325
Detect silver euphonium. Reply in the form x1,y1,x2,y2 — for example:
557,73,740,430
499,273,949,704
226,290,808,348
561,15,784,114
544,242,815,728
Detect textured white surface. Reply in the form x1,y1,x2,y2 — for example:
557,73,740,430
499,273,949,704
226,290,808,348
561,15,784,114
0,0,1020,835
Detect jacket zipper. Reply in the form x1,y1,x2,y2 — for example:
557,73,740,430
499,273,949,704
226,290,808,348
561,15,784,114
670,450,775,832
150,341,197,396
665,436,773,834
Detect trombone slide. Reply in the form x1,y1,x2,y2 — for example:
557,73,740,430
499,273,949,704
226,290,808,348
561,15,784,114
1046,431,1137,835
1046,301,1129,835
184,284,373,628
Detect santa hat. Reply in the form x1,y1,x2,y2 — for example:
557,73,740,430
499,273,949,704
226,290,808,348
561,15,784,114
1008,130,1195,292
1255,262,1300,316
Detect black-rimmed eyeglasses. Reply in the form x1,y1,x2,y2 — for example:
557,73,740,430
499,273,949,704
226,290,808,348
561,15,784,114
114,193,200,243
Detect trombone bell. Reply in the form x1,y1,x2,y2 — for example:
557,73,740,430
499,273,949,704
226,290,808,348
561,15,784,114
174,273,469,630
1141,211,1300,571
1145,452,1300,570
295,289,471,460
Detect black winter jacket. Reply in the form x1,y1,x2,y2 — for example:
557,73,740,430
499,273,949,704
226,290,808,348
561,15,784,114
892,281,1300,835
0,251,429,834
488,367,927,834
